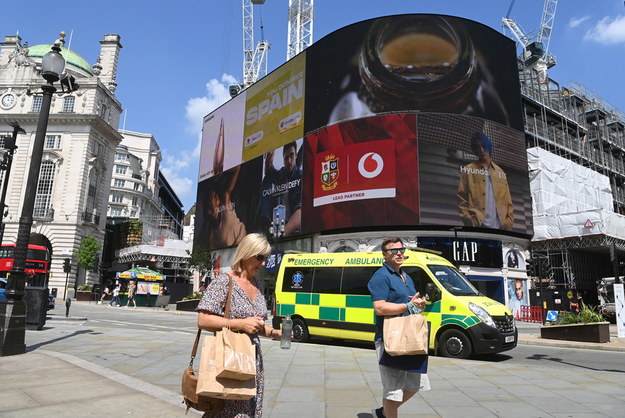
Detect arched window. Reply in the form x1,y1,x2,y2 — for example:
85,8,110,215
33,161,56,218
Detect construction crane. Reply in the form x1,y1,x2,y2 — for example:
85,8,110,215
502,0,558,82
230,0,270,97
287,0,314,60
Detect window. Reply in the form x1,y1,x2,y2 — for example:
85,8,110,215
111,207,122,216
112,194,124,203
311,267,342,294
281,267,314,293
32,96,42,112
115,165,127,175
85,169,100,217
93,141,104,158
131,196,138,206
33,161,55,217
44,135,61,149
114,179,125,188
115,152,128,161
0,135,7,148
100,103,108,119
62,96,75,112
341,266,379,295
403,266,434,296
134,183,142,192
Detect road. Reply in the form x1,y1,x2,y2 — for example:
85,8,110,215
42,302,625,374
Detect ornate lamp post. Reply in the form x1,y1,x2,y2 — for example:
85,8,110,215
0,121,24,245
0,34,68,356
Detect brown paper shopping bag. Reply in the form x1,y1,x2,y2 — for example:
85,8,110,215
197,334,256,400
383,314,428,356
216,328,256,381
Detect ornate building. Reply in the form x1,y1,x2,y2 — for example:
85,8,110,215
0,33,123,296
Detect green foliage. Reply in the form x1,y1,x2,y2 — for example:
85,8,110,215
556,303,605,325
76,236,101,272
183,291,203,301
187,248,213,277
77,284,93,291
127,219,143,234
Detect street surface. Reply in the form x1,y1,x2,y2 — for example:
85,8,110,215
2,301,623,417
38,302,625,373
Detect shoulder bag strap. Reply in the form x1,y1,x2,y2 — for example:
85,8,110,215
224,274,234,319
189,328,202,367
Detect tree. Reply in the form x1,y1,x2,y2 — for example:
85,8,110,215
187,248,213,279
76,236,102,272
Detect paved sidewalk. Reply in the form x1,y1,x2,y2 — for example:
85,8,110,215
1,304,624,417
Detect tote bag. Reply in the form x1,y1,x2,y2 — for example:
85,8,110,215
196,334,256,400
383,313,428,356
215,327,256,380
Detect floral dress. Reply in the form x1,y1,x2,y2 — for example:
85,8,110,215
197,273,267,418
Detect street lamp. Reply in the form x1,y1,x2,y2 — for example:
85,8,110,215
0,33,69,356
0,121,24,245
450,226,463,266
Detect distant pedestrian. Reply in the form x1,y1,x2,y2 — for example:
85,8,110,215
145,287,151,307
125,281,137,309
109,284,121,307
98,286,110,304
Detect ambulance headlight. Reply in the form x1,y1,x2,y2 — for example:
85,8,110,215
469,302,496,328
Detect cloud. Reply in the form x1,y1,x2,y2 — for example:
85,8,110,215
568,16,590,28
584,15,625,44
159,74,236,209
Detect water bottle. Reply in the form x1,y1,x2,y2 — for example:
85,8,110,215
280,315,292,349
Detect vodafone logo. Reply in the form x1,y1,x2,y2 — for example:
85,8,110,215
358,152,384,178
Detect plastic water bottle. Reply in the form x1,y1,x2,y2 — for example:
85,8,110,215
280,315,292,349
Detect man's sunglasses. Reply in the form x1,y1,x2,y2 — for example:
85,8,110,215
383,247,406,255
255,254,268,262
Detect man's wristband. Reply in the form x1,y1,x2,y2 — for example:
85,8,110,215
406,302,423,315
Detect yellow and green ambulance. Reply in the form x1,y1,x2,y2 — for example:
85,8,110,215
272,249,517,358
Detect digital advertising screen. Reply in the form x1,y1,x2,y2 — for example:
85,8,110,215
194,14,531,251
304,14,524,132
302,113,419,233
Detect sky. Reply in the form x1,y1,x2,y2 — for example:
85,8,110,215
4,0,625,211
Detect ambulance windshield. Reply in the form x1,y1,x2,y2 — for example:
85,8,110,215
428,265,479,296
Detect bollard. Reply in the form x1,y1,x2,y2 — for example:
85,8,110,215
65,298,71,317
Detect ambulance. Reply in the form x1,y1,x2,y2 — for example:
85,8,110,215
272,249,517,358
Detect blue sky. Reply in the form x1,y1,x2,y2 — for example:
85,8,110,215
4,0,625,210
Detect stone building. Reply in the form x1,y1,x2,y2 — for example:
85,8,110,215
0,33,123,296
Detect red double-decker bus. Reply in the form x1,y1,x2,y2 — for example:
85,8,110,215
0,243,51,283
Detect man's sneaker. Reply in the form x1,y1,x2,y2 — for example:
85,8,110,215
372,407,385,418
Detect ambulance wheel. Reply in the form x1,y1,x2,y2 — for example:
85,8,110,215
438,329,472,359
292,317,309,343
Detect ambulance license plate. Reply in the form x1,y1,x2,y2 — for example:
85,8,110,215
505,336,515,343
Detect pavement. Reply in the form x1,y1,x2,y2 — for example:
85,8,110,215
1,302,624,418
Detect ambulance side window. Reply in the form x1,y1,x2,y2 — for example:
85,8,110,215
282,267,314,293
312,267,342,294
341,266,379,295
403,266,433,295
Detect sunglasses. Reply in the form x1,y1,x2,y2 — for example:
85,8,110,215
255,254,268,262
383,247,406,255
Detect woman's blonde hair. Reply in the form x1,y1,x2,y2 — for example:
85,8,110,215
231,233,272,273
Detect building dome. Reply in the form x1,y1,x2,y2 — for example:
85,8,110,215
27,44,94,76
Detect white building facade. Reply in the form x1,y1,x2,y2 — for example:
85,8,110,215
0,33,123,295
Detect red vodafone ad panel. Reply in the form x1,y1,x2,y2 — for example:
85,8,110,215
313,140,396,207
303,113,418,233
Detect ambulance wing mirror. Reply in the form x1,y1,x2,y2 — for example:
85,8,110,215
425,283,441,303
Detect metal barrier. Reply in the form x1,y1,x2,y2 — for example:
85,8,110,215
517,305,543,323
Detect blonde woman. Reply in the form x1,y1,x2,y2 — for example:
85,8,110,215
197,233,282,418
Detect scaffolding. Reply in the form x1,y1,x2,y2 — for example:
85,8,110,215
521,64,625,294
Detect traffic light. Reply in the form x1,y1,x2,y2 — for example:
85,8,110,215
63,258,71,273
526,258,537,277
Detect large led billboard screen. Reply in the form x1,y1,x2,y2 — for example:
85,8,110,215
195,14,531,251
